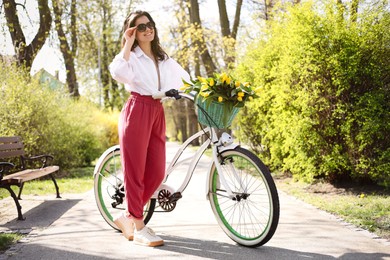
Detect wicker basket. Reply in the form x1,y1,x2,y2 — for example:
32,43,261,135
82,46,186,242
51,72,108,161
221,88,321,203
196,97,240,129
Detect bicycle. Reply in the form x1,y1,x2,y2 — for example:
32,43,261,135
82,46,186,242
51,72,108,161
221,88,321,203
93,89,280,247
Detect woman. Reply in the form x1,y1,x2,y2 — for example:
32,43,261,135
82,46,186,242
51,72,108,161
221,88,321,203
109,10,190,247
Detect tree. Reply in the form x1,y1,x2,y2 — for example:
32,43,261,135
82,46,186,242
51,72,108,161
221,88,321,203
188,0,217,75
99,0,121,110
217,0,243,67
2,0,51,70
351,0,359,23
52,0,79,97
75,0,134,110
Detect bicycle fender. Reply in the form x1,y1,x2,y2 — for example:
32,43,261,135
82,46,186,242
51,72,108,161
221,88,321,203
217,143,239,153
93,145,120,177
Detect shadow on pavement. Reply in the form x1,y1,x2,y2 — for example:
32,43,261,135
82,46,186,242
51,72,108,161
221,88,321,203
4,244,112,260
159,235,390,260
1,198,81,231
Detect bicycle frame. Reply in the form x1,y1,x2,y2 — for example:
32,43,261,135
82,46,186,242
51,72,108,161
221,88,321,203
151,124,239,201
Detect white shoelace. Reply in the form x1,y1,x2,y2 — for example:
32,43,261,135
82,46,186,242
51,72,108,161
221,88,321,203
145,226,156,236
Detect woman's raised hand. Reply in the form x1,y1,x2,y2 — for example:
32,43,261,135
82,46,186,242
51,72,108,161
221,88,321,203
122,27,136,60
124,27,137,46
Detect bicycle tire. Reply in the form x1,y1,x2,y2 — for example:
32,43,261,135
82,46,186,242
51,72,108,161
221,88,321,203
93,147,155,230
208,146,280,247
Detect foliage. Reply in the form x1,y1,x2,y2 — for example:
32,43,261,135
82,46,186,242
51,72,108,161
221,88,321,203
234,1,390,186
0,233,23,252
0,62,118,169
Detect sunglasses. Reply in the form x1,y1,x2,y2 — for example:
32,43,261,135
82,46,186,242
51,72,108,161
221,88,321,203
136,22,155,32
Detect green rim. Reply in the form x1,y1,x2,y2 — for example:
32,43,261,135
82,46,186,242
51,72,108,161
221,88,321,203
97,153,121,222
211,154,272,241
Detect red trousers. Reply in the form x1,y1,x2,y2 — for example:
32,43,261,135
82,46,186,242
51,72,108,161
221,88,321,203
118,93,166,220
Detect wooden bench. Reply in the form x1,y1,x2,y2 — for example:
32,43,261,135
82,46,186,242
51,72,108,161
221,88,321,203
0,136,61,220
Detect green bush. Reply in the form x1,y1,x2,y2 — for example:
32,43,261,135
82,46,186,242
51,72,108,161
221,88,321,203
235,1,390,186
0,62,118,169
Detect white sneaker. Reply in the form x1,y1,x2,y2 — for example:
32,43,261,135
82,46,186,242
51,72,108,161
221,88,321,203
134,226,164,247
114,213,134,240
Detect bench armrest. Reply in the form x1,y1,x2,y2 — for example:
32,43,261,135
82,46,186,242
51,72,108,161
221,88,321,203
21,154,54,169
0,162,15,181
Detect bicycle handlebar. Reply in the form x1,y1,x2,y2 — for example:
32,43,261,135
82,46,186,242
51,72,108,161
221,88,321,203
152,89,195,102
152,89,181,100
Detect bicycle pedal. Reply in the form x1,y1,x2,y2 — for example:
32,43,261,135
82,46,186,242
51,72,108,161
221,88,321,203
169,192,182,202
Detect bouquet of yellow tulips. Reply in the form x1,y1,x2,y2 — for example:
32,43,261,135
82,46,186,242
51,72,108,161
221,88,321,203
181,72,260,129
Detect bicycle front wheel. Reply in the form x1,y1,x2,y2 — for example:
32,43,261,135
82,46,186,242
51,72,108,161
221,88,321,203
208,147,280,247
93,147,155,230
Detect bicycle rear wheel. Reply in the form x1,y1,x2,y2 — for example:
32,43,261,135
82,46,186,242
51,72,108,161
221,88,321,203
208,147,279,247
93,147,155,230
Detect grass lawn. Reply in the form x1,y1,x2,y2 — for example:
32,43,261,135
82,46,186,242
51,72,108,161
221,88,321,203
275,176,390,240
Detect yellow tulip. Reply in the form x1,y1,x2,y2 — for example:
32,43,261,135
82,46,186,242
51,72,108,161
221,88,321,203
237,92,245,97
235,81,240,88
201,84,209,91
248,96,253,101
226,77,231,84
237,96,243,102
197,76,208,84
209,78,215,86
220,73,228,83
244,82,250,87
218,96,223,102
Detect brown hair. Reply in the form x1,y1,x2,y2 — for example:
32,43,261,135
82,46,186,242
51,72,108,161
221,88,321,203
121,10,168,61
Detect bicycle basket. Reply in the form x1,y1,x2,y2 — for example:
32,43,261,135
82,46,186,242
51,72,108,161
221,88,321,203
196,97,240,129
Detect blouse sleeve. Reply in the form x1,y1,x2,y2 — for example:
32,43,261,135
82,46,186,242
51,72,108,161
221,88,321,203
109,51,135,84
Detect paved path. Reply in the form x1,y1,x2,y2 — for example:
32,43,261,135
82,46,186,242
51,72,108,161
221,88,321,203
1,142,389,259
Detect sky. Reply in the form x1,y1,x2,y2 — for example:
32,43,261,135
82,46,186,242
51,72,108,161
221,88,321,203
0,1,249,83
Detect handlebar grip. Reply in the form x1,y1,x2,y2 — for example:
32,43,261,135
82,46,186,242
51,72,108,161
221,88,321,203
152,89,182,100
165,89,181,99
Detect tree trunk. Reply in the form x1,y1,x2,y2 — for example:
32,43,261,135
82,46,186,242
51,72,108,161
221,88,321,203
337,0,345,22
101,5,110,109
264,0,275,21
188,99,199,146
218,0,231,37
3,0,51,70
231,0,243,39
52,0,79,97
217,0,243,68
350,0,359,23
189,0,217,75
180,101,188,142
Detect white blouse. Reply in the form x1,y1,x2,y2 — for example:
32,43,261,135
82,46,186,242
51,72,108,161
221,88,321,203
109,46,190,95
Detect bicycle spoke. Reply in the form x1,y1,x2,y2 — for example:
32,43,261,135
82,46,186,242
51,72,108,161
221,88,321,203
208,147,279,247
94,148,156,230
